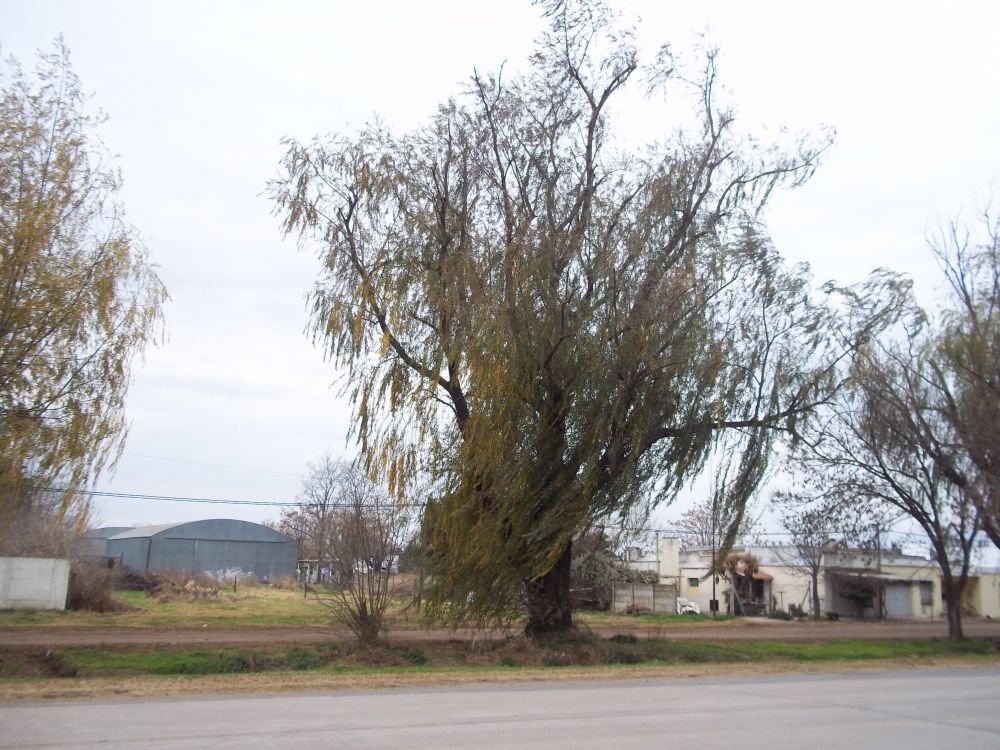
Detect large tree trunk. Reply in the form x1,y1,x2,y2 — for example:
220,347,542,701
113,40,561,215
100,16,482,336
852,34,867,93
944,583,965,640
524,543,573,637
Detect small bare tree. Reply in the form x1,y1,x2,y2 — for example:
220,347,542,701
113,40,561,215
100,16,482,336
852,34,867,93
277,454,342,582
675,494,763,550
773,485,899,618
314,463,413,644
772,490,845,617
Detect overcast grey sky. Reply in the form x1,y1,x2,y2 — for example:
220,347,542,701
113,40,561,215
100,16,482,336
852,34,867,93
2,0,998,532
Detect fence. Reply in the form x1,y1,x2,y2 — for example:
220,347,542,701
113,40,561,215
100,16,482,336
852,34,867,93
0,557,70,610
612,581,677,615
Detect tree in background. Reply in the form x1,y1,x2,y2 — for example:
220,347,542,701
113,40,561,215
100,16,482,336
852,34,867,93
772,489,853,618
0,41,166,546
277,454,343,582
674,483,762,550
271,0,905,635
788,203,1000,639
796,331,980,639
931,209,999,548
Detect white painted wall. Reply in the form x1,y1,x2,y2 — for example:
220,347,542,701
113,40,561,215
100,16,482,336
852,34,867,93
0,557,70,610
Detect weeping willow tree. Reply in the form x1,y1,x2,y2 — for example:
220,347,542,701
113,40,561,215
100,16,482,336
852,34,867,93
0,42,167,543
271,0,905,635
932,208,1000,548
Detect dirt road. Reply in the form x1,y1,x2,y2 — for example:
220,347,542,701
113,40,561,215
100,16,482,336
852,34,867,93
2,618,998,646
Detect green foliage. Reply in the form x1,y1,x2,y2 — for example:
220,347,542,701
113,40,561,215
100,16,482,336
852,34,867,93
931,210,1000,548
607,633,638,644
398,645,427,665
2,638,995,680
271,0,906,633
0,41,166,539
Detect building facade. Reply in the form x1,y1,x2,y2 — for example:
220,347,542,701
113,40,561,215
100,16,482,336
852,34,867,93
630,536,950,620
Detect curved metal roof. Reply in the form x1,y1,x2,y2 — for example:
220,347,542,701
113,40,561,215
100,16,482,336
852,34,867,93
106,519,291,543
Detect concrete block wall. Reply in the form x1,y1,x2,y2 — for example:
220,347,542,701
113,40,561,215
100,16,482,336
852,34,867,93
0,557,70,610
612,582,678,615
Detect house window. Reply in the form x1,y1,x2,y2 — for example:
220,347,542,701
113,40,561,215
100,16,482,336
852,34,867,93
920,581,933,607
688,577,700,590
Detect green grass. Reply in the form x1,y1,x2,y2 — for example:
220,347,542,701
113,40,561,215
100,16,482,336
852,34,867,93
2,637,995,681
0,588,337,628
617,638,996,664
577,610,737,627
0,586,433,629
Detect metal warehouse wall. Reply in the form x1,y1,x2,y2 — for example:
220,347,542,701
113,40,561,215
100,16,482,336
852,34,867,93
147,538,296,579
108,537,152,572
106,520,297,580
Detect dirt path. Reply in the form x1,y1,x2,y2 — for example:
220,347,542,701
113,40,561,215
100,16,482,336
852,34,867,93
2,619,998,646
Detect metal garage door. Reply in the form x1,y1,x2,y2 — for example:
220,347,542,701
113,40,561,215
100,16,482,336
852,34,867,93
885,583,912,618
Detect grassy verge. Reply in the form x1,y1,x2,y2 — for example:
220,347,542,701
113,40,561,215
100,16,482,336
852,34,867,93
1,636,997,702
2,636,996,681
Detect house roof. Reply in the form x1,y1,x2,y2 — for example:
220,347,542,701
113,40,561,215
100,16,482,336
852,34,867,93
825,567,918,583
752,571,773,580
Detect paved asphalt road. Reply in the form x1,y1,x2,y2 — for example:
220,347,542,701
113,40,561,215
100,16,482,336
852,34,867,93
2,668,998,749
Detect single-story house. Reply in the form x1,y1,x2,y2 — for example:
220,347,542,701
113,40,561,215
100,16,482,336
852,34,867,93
628,536,951,620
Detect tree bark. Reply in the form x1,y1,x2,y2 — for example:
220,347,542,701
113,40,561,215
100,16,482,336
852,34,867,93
810,572,821,618
944,584,965,640
524,542,573,637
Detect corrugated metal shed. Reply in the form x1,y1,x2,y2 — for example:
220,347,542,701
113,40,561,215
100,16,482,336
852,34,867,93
106,519,296,580
81,527,135,557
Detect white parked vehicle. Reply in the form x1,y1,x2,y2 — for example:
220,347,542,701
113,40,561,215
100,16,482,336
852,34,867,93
676,597,702,615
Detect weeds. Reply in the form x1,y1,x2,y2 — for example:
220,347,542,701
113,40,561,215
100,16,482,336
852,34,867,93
1,637,995,681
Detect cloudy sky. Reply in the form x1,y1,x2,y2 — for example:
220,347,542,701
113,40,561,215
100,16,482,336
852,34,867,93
2,1,998,533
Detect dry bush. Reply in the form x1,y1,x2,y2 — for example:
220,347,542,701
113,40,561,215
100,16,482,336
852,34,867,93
268,575,301,590
390,574,418,598
151,572,221,602
67,561,129,612
117,569,162,591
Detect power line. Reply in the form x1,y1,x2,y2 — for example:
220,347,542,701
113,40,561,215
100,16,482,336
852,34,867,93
42,487,940,544
42,487,427,509
45,487,300,507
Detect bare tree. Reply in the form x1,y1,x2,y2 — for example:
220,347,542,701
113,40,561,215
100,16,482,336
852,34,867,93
314,463,413,644
771,489,853,617
674,494,762,550
277,454,342,582
797,335,980,639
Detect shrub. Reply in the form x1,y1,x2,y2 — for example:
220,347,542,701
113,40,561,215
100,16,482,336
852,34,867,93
608,633,638,645
399,646,427,665
67,561,127,612
285,647,323,670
